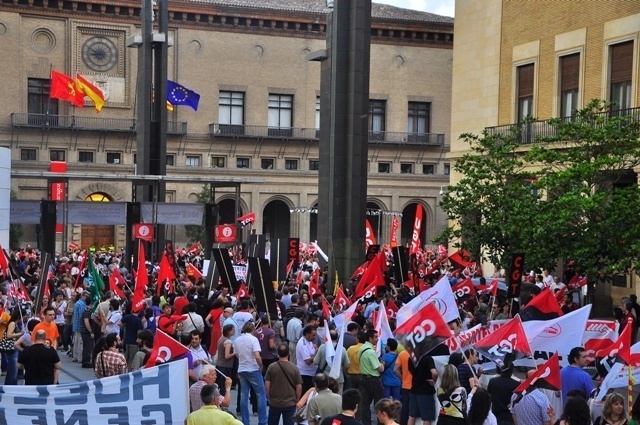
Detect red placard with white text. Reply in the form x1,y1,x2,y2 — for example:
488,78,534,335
215,224,236,243
133,223,154,242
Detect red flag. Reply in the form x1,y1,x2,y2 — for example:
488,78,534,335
514,352,561,394
385,298,399,318
393,302,451,363
145,329,190,368
452,277,477,300
518,288,564,322
370,309,379,327
567,275,588,290
321,299,332,321
285,260,295,277
156,254,177,295
365,219,376,249
308,278,321,298
475,316,531,368
350,261,368,280
390,216,399,248
50,70,84,107
186,263,203,280
438,244,448,259
9,280,32,303
448,249,472,270
554,287,567,304
237,212,256,227
477,280,499,297
0,246,10,279
237,282,249,299
334,286,352,310
596,323,640,366
74,255,87,289
186,243,201,255
353,252,386,299
132,242,148,313
295,270,303,285
409,205,423,255
108,269,127,300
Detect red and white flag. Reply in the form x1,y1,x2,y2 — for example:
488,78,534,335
334,285,352,310
567,275,588,290
237,282,249,299
321,299,332,321
476,280,499,297
452,277,477,300
394,302,451,363
365,220,376,249
409,205,423,255
0,246,11,280
145,329,190,368
385,298,399,318
390,216,399,248
474,316,532,368
156,253,177,295
397,275,458,325
186,243,201,255
237,212,256,227
514,352,561,394
583,320,618,364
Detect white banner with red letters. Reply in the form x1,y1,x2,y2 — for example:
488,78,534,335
0,359,189,424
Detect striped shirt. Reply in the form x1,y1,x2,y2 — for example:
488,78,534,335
72,299,86,332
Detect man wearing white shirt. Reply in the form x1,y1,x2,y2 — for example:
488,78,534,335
232,300,254,334
296,325,318,394
105,299,122,336
234,322,267,425
189,330,211,381
543,270,555,288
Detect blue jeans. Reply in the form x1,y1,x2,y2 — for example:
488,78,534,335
3,350,18,385
383,385,402,401
239,370,267,425
268,405,295,425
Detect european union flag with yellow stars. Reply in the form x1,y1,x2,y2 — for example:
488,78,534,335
167,80,200,111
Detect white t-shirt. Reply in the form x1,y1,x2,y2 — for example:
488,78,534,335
296,337,317,376
234,333,261,373
106,310,122,335
232,311,253,333
53,300,67,325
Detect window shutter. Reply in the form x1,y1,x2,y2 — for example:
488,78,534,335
610,41,633,84
518,64,534,98
560,53,580,91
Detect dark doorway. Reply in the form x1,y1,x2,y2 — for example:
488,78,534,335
263,200,291,239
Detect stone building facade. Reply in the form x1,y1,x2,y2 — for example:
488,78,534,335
1,0,453,251
450,0,640,299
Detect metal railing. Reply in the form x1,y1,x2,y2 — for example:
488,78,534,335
210,123,445,145
11,113,188,135
485,106,640,144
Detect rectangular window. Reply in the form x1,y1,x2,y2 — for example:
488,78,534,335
422,164,435,175
517,63,535,121
237,157,250,168
186,156,201,167
106,152,121,164
408,102,431,142
78,151,94,163
28,78,58,115
21,149,37,161
401,163,413,174
369,100,386,140
315,97,321,138
268,94,293,137
378,162,390,173
211,156,225,168
559,53,580,119
444,164,451,175
285,159,298,170
261,158,274,170
50,150,66,162
610,41,633,113
218,91,244,135
166,154,175,166
309,160,319,171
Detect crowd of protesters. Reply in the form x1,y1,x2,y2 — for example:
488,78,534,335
1,243,638,425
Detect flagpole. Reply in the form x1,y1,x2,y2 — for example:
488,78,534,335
256,259,271,323
629,364,633,415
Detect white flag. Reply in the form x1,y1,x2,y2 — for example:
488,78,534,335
329,320,346,379
333,300,359,330
375,300,394,356
323,318,335,368
396,275,458,326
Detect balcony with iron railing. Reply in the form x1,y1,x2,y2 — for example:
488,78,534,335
11,113,188,135
209,123,445,145
484,107,640,145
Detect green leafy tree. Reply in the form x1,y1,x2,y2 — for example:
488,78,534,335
9,190,23,249
184,184,212,243
440,100,640,284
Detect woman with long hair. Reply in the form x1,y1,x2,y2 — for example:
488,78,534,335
375,398,402,425
467,386,496,425
596,393,628,425
205,298,224,356
437,364,468,425
1,309,25,385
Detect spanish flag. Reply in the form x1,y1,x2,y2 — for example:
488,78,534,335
76,74,105,112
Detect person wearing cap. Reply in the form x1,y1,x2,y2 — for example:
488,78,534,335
72,291,90,362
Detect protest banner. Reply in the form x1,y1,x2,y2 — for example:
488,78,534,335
0,359,189,424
